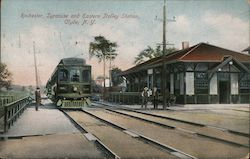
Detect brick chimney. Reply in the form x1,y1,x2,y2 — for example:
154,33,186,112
182,41,189,49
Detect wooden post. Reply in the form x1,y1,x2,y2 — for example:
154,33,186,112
4,106,7,132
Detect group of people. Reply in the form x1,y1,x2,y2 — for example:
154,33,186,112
141,86,176,109
141,86,159,109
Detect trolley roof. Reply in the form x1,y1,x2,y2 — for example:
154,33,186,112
59,58,86,65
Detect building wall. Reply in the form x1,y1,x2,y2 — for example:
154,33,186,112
122,61,249,105
184,69,249,104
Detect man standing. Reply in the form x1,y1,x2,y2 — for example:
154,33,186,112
165,89,170,109
35,87,41,111
152,87,159,109
141,87,148,109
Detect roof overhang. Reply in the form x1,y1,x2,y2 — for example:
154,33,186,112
208,56,250,79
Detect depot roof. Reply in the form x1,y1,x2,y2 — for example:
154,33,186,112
120,43,250,76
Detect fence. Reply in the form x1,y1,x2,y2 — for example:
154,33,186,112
1,96,13,107
0,93,29,107
108,92,176,106
108,92,142,104
0,93,29,118
3,96,31,132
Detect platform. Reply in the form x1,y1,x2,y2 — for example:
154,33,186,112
0,133,103,158
1,106,79,137
0,101,104,158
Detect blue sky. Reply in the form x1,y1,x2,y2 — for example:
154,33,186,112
1,0,249,86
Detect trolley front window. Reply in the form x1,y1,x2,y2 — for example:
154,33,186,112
82,70,90,82
58,69,69,81
70,69,80,82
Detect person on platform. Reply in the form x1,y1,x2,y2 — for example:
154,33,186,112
35,87,41,111
152,87,159,109
141,87,148,109
163,89,170,109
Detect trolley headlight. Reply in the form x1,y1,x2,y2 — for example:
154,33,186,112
73,86,78,92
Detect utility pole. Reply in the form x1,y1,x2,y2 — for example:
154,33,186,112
162,0,167,109
109,59,112,88
19,33,21,48
160,0,175,109
0,33,4,63
33,41,39,88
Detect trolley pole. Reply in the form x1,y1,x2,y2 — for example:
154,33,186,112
162,0,167,109
33,41,39,88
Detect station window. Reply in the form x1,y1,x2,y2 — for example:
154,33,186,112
58,69,68,81
174,73,180,94
82,70,90,82
239,73,250,93
194,72,208,94
70,69,80,82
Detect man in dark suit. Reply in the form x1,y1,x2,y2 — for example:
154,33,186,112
152,87,159,109
35,87,41,111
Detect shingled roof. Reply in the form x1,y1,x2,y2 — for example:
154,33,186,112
120,43,250,76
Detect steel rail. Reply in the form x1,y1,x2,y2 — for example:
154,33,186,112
60,109,120,159
82,109,197,159
94,102,250,137
104,108,249,148
130,109,250,137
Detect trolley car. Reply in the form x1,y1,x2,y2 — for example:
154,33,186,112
46,58,91,108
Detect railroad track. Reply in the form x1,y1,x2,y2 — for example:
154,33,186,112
105,108,249,148
61,109,195,159
93,102,249,138
89,104,249,159
61,109,120,159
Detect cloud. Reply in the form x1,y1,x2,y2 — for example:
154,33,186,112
167,15,195,49
166,12,248,51
1,25,61,86
2,18,146,85
2,11,248,86
86,19,146,76
201,12,248,51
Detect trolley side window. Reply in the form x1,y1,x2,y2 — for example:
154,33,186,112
82,70,90,82
58,69,69,81
70,69,80,82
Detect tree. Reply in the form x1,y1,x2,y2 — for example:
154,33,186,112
91,78,101,93
89,36,117,98
0,62,12,89
134,45,177,65
106,51,118,87
111,67,123,86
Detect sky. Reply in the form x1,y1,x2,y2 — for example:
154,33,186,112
1,0,249,86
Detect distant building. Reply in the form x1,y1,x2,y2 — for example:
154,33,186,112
119,43,250,104
242,46,250,54
95,78,110,87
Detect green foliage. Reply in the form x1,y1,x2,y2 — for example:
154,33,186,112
89,36,117,63
0,62,12,89
134,45,177,65
89,36,118,91
111,67,123,86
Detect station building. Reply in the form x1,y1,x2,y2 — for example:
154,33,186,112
119,43,250,104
